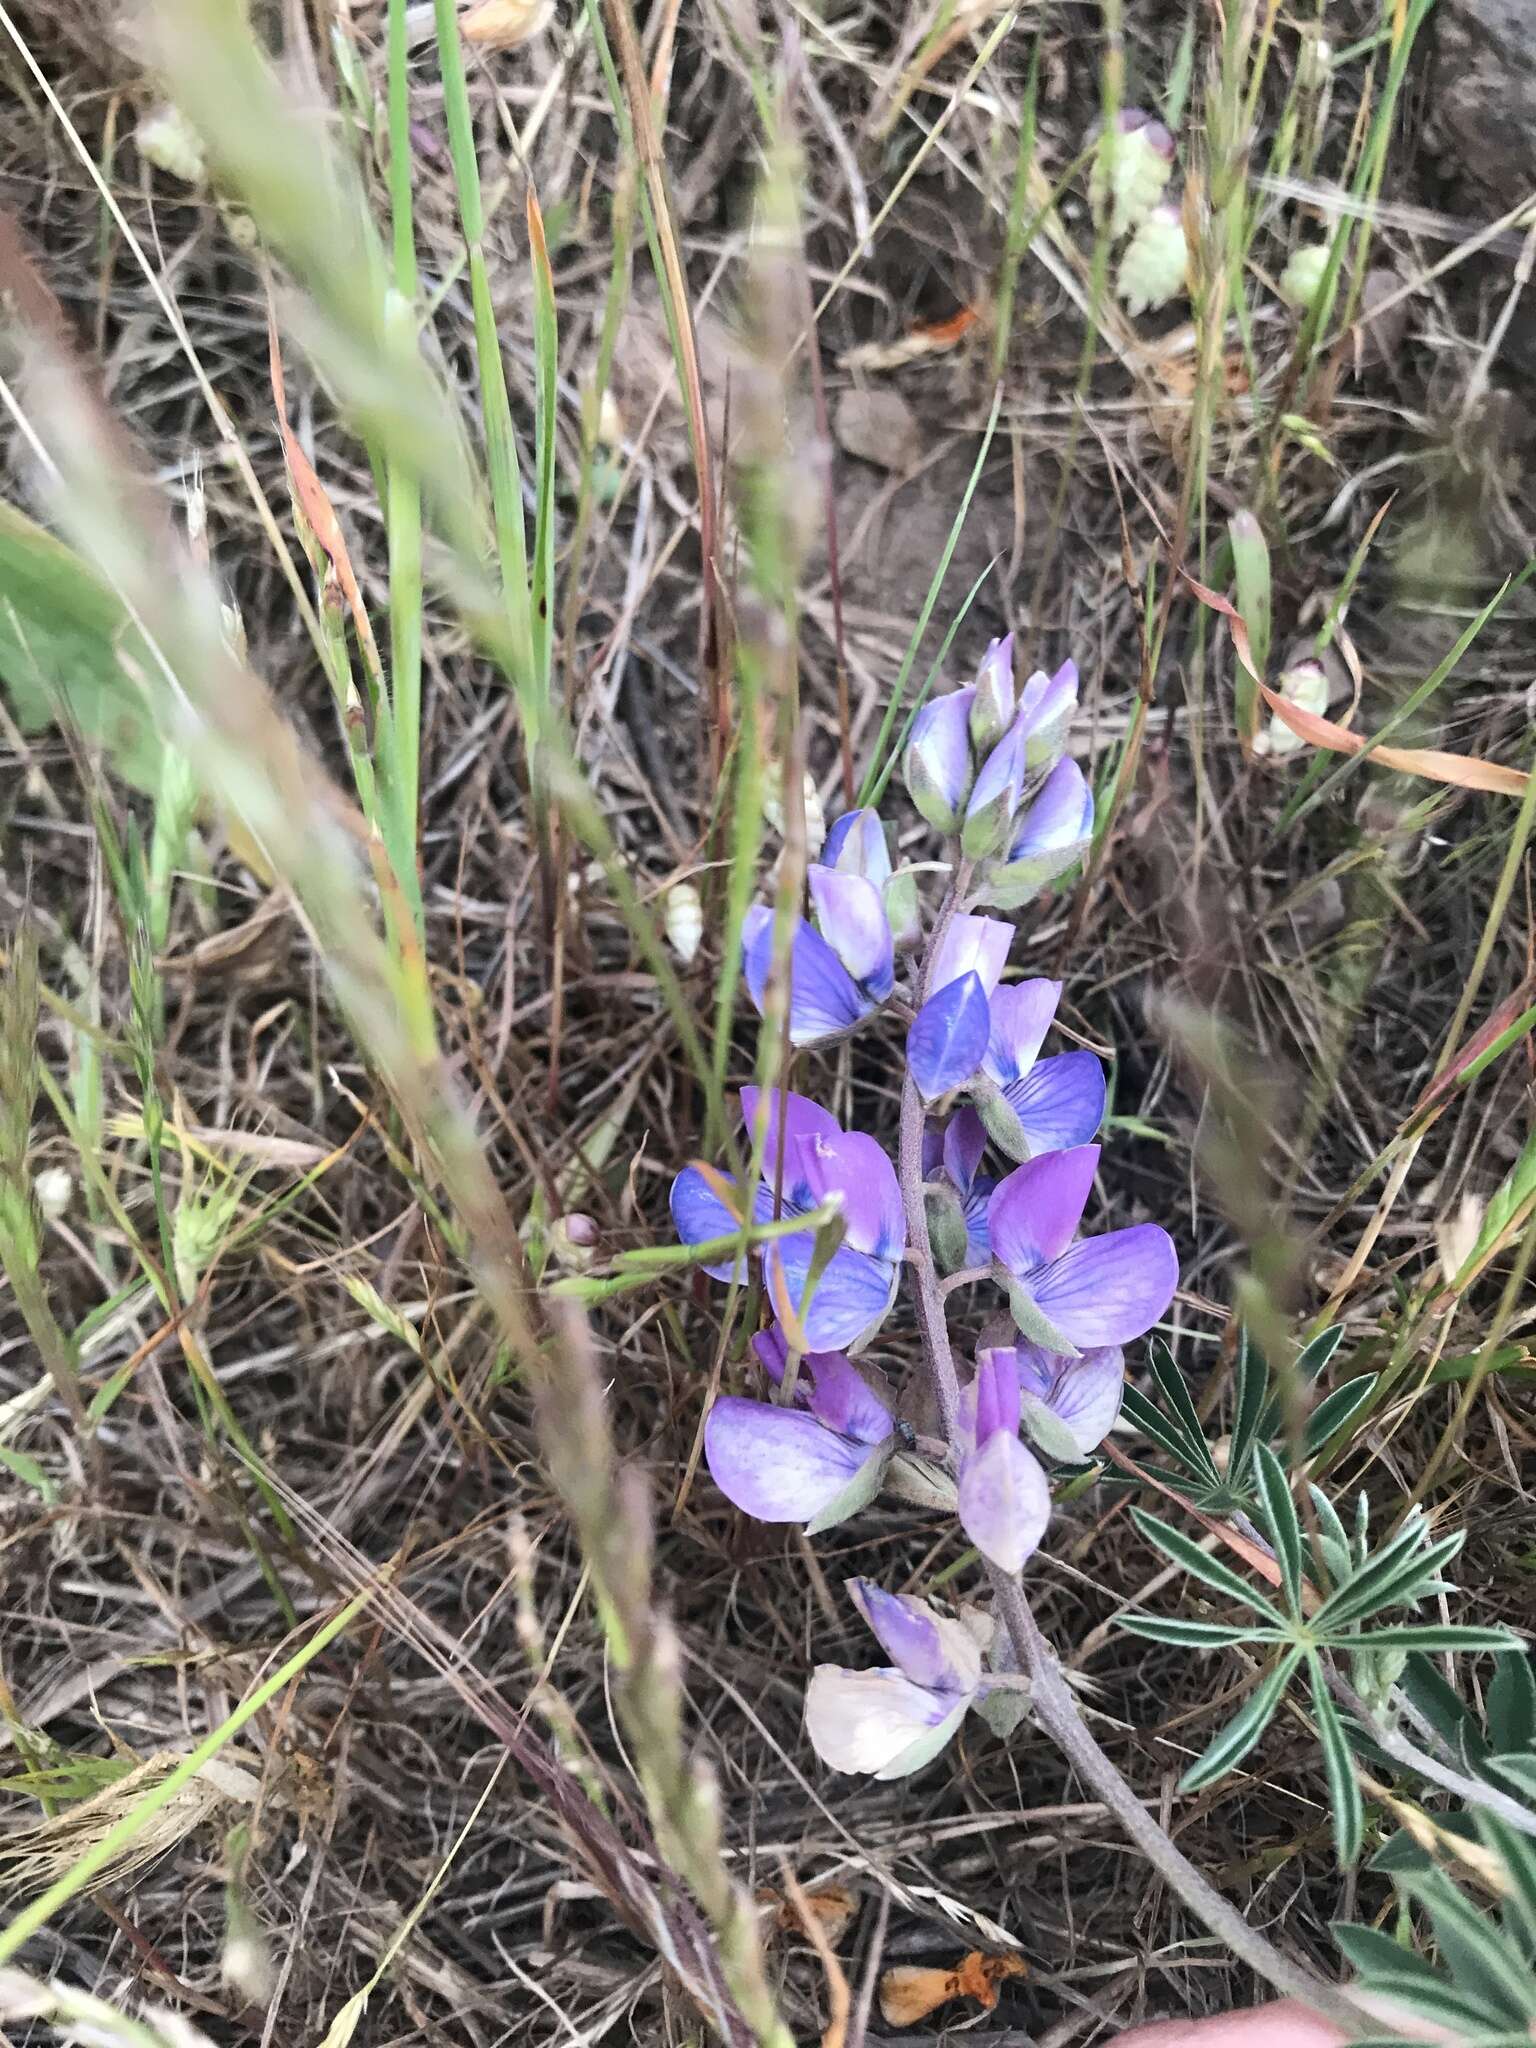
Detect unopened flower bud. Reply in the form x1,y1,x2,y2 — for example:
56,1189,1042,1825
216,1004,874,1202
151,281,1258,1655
549,1213,599,1270
968,635,1016,754
1117,201,1188,316
1091,108,1176,239
1280,241,1331,313
960,725,1027,861
904,690,975,833
924,1181,970,1275
665,880,703,964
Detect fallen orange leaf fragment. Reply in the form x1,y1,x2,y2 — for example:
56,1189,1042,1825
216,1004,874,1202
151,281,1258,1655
755,1881,859,1949
837,306,981,373
461,0,554,45
878,1950,1028,2027
1184,572,1529,797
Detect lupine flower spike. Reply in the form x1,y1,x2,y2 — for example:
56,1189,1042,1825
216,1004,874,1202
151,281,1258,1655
670,1089,904,1350
805,1580,985,1779
987,1144,1178,1353
704,1329,895,1531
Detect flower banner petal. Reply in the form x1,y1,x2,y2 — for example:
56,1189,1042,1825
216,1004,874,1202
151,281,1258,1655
808,866,895,999
930,913,1012,998
1005,1050,1106,1154
982,979,1062,1088
793,1130,904,1261
987,1144,1101,1274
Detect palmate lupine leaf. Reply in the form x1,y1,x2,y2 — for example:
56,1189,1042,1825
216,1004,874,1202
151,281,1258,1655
1334,1815,1536,2046
1119,1326,1367,1514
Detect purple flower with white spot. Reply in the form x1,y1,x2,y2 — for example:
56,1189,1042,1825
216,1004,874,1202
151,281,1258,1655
987,1144,1177,1354
906,913,1012,1101
922,1107,995,1267
670,1089,904,1351
977,980,1106,1161
956,1349,1052,1573
704,1329,895,1531
805,1580,984,1779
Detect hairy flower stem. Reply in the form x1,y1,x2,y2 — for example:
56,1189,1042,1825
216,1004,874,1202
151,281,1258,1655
897,884,1364,2031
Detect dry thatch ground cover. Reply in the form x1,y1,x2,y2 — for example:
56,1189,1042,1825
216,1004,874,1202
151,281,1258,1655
1,1,1534,2043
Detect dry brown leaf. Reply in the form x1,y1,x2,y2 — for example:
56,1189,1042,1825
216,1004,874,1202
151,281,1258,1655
878,1950,1028,2028
1185,572,1529,797
267,310,383,695
756,1881,859,1948
461,0,554,45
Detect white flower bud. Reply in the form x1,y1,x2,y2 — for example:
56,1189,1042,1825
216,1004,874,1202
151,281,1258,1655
1116,202,1188,316
33,1166,73,1219
136,106,207,186
1253,658,1329,759
664,881,703,965
1280,241,1331,313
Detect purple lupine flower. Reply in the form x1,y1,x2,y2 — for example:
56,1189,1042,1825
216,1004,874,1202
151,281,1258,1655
922,1106,996,1266
670,1089,904,1350
704,1329,895,1531
1001,1340,1125,1458
742,812,910,1044
904,689,976,832
978,980,1106,1161
981,758,1095,909
822,806,892,886
742,907,874,1046
986,1144,1177,1353
805,1579,983,1779
821,806,922,951
956,1349,1052,1573
907,914,1013,1101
